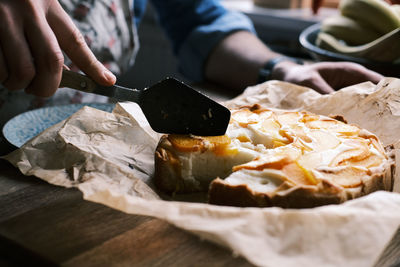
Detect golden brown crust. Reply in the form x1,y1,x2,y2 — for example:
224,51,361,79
208,178,347,208
329,114,348,123
208,163,394,209
207,152,395,208
154,136,184,193
154,135,206,193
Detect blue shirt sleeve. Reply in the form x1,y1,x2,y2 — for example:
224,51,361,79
149,0,256,82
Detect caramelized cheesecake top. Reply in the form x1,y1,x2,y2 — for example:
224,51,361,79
166,105,389,190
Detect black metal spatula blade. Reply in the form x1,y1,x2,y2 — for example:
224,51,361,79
140,77,230,136
60,70,231,136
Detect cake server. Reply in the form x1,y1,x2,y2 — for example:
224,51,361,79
59,69,230,136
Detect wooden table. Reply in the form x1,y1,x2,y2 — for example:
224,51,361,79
0,83,254,267
0,137,254,266
1,84,400,267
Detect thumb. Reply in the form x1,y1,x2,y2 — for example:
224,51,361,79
305,75,334,94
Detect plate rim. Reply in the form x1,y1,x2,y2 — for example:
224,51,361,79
2,102,115,148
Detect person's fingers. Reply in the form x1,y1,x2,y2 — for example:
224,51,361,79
47,2,116,86
275,62,334,94
24,4,64,97
299,74,334,94
347,65,383,84
0,6,35,91
0,46,8,84
318,62,383,90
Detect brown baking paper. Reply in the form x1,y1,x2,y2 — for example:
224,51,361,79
4,78,400,267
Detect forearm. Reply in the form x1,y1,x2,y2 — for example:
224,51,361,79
204,30,280,91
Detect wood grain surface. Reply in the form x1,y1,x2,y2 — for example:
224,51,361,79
2,139,400,267
0,153,252,267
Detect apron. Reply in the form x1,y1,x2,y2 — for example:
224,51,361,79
0,0,138,127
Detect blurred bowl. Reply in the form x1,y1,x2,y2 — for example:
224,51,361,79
299,23,400,77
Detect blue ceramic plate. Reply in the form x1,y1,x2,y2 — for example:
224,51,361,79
2,103,115,148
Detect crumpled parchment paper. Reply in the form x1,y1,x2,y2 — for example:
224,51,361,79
4,78,400,267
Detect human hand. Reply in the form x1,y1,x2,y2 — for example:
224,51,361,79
271,61,383,94
0,0,116,97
